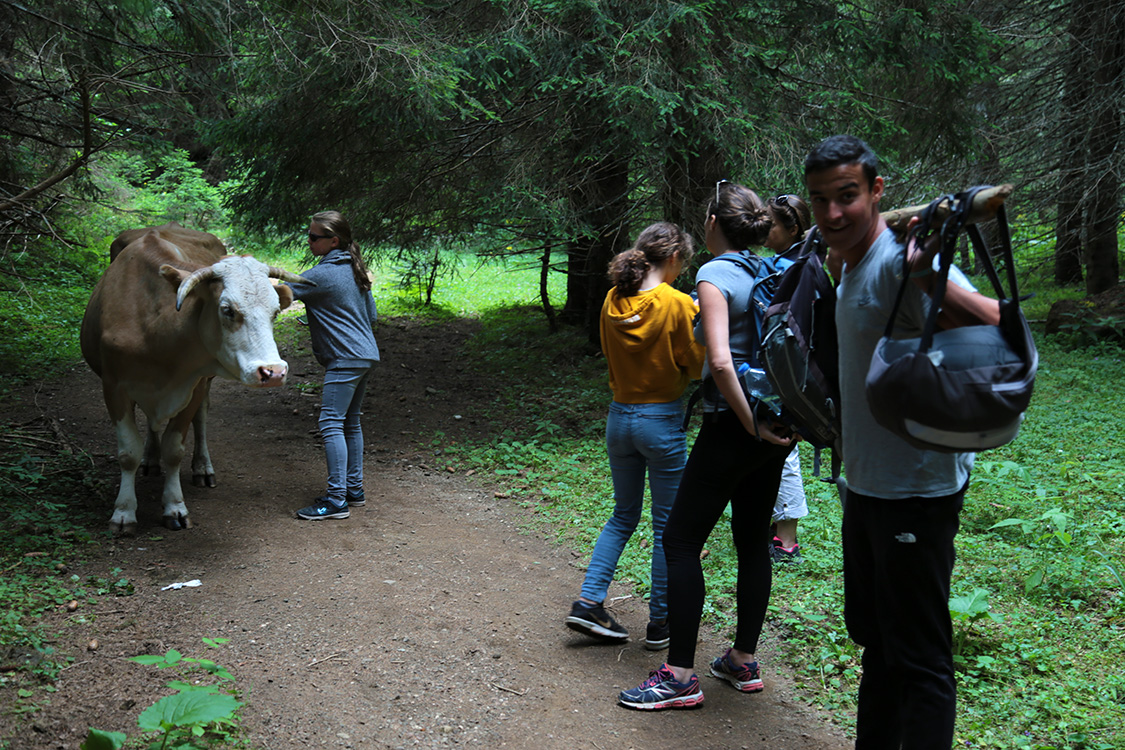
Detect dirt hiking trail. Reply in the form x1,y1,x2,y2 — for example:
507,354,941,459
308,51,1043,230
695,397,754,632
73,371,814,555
2,315,851,750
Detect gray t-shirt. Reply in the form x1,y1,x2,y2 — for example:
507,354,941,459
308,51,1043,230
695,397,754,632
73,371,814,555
836,228,975,498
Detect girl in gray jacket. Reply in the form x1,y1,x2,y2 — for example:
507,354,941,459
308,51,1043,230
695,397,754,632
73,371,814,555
287,211,380,520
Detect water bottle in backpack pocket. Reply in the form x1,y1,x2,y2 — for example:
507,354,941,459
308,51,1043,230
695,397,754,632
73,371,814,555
736,362,789,435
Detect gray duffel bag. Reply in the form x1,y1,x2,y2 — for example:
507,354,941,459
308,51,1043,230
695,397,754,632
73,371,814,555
866,187,1038,453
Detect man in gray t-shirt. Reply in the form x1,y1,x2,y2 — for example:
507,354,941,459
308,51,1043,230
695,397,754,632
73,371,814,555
805,135,1000,749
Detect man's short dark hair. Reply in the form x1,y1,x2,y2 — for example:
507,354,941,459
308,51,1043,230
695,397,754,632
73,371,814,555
804,135,879,189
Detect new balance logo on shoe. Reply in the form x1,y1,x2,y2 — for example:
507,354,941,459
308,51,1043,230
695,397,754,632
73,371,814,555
619,665,704,710
895,532,917,544
296,497,350,520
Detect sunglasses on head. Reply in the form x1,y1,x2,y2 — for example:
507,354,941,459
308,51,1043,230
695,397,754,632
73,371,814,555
771,195,803,234
715,179,731,206
308,232,333,242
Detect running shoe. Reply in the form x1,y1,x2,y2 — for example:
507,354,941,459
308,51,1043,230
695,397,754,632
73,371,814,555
618,664,704,710
709,648,764,693
565,600,628,641
296,497,350,520
770,536,803,564
645,618,670,651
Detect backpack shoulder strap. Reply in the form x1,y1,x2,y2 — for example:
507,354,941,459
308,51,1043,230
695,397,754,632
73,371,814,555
709,250,763,276
779,227,824,262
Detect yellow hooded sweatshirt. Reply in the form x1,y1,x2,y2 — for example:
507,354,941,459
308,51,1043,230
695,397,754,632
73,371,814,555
600,283,706,404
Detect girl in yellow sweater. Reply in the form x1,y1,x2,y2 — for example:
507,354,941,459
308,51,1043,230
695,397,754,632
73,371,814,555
565,222,705,650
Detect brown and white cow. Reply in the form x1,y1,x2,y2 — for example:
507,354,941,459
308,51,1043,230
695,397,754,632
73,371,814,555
81,223,311,533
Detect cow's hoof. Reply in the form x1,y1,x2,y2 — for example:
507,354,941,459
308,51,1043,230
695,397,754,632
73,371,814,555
163,515,193,531
192,473,217,488
109,521,138,537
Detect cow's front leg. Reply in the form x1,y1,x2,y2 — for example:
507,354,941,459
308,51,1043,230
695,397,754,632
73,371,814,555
190,378,216,488
158,421,192,531
110,416,144,535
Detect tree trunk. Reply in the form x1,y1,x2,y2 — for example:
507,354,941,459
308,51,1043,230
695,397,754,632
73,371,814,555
582,155,630,342
1054,0,1097,286
560,146,630,341
969,106,1004,274
539,243,558,334
1084,4,1124,294
663,140,728,247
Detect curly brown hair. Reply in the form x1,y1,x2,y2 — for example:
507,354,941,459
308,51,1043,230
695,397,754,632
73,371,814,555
607,222,695,297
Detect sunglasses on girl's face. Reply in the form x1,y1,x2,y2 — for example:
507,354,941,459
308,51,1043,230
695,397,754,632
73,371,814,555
308,232,333,242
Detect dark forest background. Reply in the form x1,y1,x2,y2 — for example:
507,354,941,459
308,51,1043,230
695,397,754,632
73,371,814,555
2,0,1122,334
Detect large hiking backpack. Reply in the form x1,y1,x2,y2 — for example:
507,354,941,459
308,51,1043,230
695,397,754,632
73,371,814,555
683,250,794,434
760,229,841,452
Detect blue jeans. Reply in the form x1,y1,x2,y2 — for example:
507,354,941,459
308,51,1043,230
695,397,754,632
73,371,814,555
580,400,687,621
319,366,372,504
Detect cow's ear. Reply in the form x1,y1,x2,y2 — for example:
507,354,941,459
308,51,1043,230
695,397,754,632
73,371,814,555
160,264,189,289
274,283,295,310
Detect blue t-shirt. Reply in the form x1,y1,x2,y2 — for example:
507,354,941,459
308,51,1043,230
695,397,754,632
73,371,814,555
836,227,976,498
693,251,766,411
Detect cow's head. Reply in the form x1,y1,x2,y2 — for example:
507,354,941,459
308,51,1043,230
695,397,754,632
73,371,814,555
160,257,313,387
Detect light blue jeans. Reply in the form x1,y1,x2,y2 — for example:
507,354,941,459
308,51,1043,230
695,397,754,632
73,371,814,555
581,399,687,621
319,365,372,504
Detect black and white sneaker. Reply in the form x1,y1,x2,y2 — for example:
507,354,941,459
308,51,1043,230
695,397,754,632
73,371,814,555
565,600,628,641
296,497,350,520
645,618,670,651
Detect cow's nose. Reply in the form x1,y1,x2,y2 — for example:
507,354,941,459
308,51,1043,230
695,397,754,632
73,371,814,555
258,364,288,387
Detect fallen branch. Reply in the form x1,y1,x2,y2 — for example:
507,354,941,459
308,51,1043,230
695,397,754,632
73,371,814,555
307,652,342,667
489,682,527,696
0,79,94,213
883,184,1014,235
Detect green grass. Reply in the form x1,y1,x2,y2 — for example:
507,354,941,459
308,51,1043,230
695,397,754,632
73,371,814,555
230,234,569,322
368,250,567,319
0,266,97,393
0,432,125,716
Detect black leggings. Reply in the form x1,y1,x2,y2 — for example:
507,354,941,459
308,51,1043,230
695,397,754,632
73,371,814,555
662,409,791,670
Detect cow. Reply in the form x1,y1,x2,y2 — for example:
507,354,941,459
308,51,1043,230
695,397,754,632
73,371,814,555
81,223,312,534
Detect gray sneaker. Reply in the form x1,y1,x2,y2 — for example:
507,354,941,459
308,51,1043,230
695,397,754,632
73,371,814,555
709,648,764,693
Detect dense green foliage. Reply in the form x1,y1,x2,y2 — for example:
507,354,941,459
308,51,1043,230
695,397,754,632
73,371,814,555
4,0,1119,329
83,638,248,750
